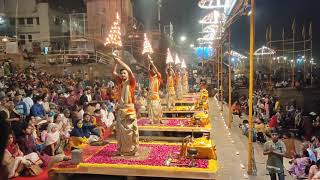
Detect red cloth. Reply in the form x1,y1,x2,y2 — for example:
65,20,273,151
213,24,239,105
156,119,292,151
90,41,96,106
100,88,108,100
268,115,278,128
6,143,16,155
12,169,49,180
116,76,136,103
94,115,103,127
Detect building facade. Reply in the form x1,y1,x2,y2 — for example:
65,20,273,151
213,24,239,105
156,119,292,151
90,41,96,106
0,0,69,53
86,0,133,43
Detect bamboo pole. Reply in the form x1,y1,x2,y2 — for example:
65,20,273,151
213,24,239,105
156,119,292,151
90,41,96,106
303,34,306,83
283,30,286,81
217,47,220,98
247,0,255,175
292,27,295,87
228,30,232,128
269,39,272,84
220,46,223,111
310,36,313,86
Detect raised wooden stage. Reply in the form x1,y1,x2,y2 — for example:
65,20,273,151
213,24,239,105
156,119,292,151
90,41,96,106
50,142,217,179
50,93,217,179
138,117,211,141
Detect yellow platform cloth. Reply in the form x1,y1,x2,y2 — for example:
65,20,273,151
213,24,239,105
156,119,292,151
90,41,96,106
189,137,217,160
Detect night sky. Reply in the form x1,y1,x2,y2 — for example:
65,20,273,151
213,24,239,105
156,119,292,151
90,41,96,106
133,0,320,60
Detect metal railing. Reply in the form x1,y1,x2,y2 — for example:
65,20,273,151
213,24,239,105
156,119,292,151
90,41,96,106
44,49,113,65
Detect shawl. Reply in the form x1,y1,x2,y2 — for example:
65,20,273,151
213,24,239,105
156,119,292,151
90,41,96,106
45,123,60,146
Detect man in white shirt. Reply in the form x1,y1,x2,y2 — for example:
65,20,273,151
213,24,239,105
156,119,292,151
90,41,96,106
23,91,34,116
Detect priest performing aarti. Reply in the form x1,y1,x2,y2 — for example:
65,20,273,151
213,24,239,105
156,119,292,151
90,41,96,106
166,65,176,109
182,69,189,95
174,55,183,100
147,59,162,124
112,55,139,156
175,69,183,100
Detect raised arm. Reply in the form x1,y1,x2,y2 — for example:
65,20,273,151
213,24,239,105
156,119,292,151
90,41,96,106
114,56,135,78
165,65,169,75
112,63,119,78
150,61,161,77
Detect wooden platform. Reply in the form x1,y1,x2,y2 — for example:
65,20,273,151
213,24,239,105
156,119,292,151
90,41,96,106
137,118,211,141
139,126,211,132
50,142,217,179
162,110,196,117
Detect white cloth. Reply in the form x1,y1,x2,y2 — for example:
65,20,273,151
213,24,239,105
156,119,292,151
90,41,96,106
23,97,34,115
107,81,115,88
45,123,60,146
101,109,114,127
3,150,40,178
88,135,99,143
86,94,92,102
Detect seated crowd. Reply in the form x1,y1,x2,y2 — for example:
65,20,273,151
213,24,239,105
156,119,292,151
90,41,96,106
0,65,117,178
235,90,320,179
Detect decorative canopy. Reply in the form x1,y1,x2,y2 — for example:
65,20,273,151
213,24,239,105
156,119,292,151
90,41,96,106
225,50,247,59
201,24,218,34
198,0,226,9
197,38,213,45
254,46,276,56
199,10,223,25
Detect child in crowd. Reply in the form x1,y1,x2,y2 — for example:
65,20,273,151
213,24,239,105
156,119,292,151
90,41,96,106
240,120,257,142
255,118,266,143
69,119,99,149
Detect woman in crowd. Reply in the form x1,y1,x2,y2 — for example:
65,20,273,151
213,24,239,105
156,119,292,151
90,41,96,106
42,123,63,157
3,132,41,178
0,110,10,180
289,151,311,179
17,124,38,155
69,119,99,149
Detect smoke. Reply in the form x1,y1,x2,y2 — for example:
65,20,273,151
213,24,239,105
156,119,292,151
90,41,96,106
133,0,158,30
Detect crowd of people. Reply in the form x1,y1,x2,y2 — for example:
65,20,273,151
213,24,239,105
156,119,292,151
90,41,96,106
234,90,320,179
0,63,119,178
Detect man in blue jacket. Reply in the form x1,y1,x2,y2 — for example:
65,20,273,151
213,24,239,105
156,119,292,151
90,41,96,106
14,94,28,117
30,96,46,118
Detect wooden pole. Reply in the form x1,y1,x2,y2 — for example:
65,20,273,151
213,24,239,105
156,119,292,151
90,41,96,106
292,26,295,87
269,40,272,84
220,46,223,111
217,47,220,97
303,34,306,83
228,30,232,128
247,0,255,175
283,30,285,81
310,36,313,86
